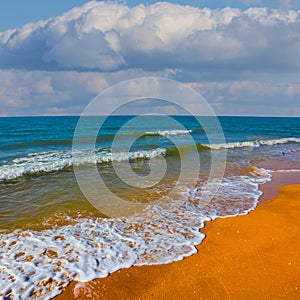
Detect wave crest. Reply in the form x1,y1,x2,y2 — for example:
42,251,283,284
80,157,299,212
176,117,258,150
207,137,300,150
145,129,192,137
0,148,166,182
0,137,298,182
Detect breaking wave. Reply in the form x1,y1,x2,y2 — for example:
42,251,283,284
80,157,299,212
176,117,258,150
0,137,298,182
0,148,166,182
145,129,192,136
207,137,300,150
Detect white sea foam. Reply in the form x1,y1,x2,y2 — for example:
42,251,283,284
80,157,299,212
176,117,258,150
207,137,300,150
0,148,166,182
145,129,192,136
272,169,300,173
0,168,271,299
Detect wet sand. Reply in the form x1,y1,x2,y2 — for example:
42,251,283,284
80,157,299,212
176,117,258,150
56,173,300,299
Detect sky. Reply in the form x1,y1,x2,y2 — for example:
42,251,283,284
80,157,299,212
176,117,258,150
0,0,299,116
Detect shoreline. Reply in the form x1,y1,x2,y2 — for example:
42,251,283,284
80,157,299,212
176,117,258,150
55,170,300,299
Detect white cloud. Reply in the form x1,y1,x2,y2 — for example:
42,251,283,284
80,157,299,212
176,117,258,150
188,80,300,116
0,68,299,116
0,67,178,116
0,2,300,72
0,70,108,115
0,2,299,116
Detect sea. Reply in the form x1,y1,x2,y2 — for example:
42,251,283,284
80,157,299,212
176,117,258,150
0,116,299,299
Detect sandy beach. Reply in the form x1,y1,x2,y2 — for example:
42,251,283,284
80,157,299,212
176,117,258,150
55,171,300,299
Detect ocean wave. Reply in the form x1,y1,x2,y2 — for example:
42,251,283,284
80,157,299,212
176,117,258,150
166,137,300,155
207,137,300,150
0,148,166,182
0,168,271,299
0,129,193,150
95,129,193,141
272,168,300,173
145,129,192,137
1,136,298,182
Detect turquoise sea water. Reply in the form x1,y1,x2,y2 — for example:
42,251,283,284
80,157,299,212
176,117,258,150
0,116,299,299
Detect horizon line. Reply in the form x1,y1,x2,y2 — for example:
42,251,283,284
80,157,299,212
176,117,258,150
0,114,299,118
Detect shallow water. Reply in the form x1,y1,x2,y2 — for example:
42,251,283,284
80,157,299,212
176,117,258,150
0,116,299,299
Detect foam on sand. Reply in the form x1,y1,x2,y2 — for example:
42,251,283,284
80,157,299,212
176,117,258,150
0,168,271,299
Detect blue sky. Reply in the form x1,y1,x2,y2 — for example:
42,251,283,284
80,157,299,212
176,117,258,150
0,1,86,31
0,1,299,116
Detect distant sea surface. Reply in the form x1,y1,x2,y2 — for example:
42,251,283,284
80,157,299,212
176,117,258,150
0,116,299,299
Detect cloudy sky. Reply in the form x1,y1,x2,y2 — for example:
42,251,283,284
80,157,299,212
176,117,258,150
0,0,299,116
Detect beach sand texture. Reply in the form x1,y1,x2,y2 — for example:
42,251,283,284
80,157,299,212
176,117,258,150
56,181,300,299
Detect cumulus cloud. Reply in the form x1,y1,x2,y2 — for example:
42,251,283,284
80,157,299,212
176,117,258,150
0,70,108,116
0,1,299,116
188,80,300,116
0,1,300,72
0,68,177,116
0,68,299,116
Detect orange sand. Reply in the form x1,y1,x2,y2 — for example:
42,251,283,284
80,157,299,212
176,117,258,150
56,183,300,299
